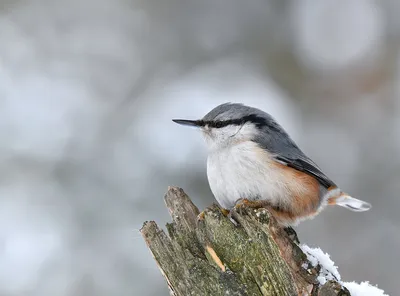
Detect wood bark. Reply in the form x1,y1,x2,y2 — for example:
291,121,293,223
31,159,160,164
140,187,351,296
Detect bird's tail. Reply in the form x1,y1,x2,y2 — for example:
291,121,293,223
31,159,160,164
333,194,371,212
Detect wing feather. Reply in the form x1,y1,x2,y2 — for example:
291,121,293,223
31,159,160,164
252,117,336,189
274,155,336,188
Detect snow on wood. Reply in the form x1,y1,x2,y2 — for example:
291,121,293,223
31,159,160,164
300,244,387,296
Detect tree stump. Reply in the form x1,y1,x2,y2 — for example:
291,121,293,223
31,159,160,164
140,187,351,296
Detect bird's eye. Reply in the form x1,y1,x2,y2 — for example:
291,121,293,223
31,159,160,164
214,121,224,128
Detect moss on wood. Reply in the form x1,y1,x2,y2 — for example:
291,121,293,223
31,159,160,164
141,187,351,296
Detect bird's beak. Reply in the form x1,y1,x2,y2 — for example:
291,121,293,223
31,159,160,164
172,119,202,127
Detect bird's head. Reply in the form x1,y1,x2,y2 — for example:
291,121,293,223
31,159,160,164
173,103,276,151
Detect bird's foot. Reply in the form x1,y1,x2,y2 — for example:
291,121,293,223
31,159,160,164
223,200,269,226
234,198,266,211
226,199,268,225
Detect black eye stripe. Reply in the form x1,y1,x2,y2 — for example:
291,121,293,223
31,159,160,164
201,114,269,129
202,120,239,128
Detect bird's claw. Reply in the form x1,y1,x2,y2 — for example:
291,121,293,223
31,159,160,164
234,198,266,211
223,198,253,226
234,198,251,212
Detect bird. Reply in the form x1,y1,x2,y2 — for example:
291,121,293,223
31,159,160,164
172,103,371,226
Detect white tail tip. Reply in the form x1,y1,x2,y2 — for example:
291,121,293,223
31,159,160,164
335,195,371,212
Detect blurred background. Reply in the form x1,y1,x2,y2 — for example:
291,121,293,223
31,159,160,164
0,0,398,295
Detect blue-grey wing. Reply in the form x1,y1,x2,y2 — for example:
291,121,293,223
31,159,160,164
274,155,336,188
253,121,336,189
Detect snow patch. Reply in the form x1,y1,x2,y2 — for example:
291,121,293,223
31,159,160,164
300,244,388,295
343,281,388,296
300,244,340,285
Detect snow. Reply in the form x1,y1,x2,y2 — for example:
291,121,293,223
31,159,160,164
300,244,388,296
345,281,388,296
300,244,340,285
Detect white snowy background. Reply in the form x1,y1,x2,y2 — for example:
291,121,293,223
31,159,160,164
0,0,398,295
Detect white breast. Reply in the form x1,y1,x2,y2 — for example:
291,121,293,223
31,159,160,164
206,141,291,209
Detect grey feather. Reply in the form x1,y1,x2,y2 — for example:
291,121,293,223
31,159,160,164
203,102,253,121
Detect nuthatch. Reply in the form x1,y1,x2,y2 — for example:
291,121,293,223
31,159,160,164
173,103,371,226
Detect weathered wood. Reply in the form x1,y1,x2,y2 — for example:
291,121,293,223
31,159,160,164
141,187,351,296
